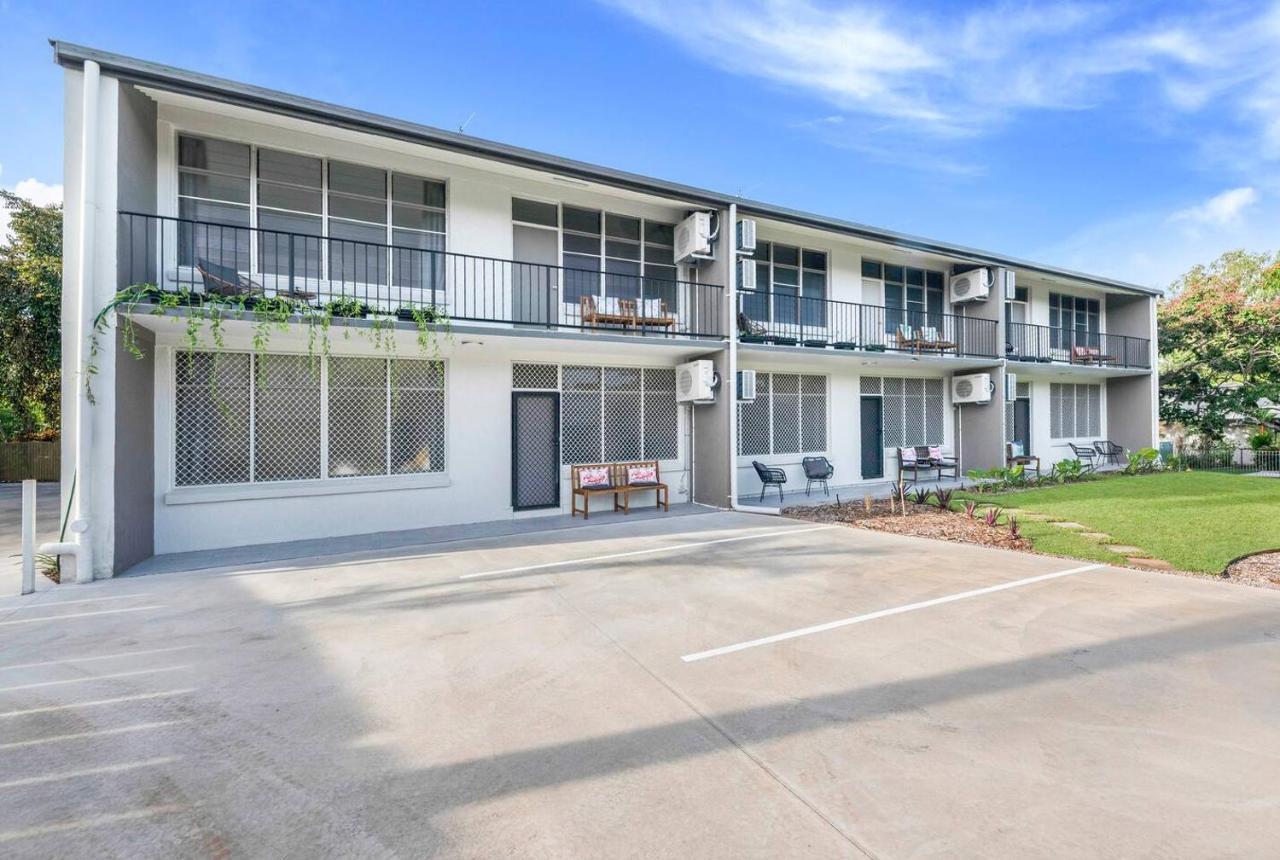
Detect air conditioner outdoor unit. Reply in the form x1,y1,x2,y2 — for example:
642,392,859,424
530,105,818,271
677,360,718,403
675,211,714,263
738,258,757,290
949,268,992,304
736,219,757,254
736,369,757,401
952,372,993,404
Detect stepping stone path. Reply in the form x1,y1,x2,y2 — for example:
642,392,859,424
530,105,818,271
1079,531,1111,540
1126,557,1175,571
988,511,1175,572
1107,545,1148,557
1052,522,1088,530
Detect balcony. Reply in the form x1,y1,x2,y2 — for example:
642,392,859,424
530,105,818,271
117,212,725,339
737,293,1000,359
1006,321,1150,369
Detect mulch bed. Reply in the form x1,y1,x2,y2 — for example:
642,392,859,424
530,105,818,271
1224,551,1280,589
786,499,1031,552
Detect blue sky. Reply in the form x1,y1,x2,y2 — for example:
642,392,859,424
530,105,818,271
2,0,1277,288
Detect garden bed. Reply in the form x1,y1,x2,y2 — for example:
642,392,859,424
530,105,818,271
786,498,1031,552
1225,551,1280,589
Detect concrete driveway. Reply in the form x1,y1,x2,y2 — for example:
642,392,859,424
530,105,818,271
1,511,1278,858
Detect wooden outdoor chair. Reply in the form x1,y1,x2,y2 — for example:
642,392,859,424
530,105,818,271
896,447,934,483
894,322,927,353
917,326,957,355
917,445,959,480
580,295,634,329
1007,442,1040,477
633,298,677,331
1070,345,1116,365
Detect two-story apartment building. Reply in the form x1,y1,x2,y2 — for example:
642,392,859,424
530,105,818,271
51,42,1159,580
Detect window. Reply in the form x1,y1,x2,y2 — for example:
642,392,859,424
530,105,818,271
736,373,828,455
173,135,445,289
861,376,945,448
1049,293,1100,350
1050,383,1101,438
869,260,945,334
512,363,679,464
173,351,446,487
513,200,677,309
743,242,828,327
177,135,251,270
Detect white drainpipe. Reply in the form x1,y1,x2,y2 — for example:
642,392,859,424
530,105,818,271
723,203,757,513
57,59,101,583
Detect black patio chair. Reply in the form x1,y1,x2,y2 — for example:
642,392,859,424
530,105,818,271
752,461,787,503
1094,440,1125,467
801,456,834,496
1067,443,1098,472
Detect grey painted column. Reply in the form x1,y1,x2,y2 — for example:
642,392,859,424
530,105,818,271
955,266,1007,473
691,206,734,508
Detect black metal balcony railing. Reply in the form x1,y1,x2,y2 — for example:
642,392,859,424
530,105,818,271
1006,321,1150,369
118,212,725,338
737,293,1000,359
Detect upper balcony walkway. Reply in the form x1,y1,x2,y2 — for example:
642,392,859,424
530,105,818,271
118,212,725,340
1006,321,1151,369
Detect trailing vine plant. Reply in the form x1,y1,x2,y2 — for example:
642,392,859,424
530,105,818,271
88,284,451,404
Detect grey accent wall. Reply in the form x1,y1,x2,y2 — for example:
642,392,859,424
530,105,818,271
692,348,732,507
1104,293,1154,338
113,326,154,572
954,266,1007,473
116,83,157,289
1107,375,1158,452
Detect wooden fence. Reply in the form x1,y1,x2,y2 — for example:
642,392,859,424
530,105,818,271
0,441,60,482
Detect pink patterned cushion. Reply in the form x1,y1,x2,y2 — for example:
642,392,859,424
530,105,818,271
627,466,658,485
928,446,944,461
578,467,611,489
901,448,917,464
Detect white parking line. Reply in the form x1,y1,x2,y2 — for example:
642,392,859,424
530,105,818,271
459,525,836,580
681,563,1108,662
0,593,152,611
0,606,163,627
0,689,195,719
0,646,193,672
0,757,178,789
0,666,188,693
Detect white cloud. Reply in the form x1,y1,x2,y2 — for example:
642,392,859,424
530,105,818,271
1033,189,1275,290
605,0,1280,157
1170,187,1258,226
0,177,63,244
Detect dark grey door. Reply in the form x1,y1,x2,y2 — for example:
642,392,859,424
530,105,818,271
860,396,883,479
512,391,560,510
1014,398,1031,454
513,225,558,325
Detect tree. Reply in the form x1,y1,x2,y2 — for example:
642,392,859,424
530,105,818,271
0,190,62,440
1159,249,1280,445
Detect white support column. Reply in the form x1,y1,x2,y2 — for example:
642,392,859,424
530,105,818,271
21,480,36,596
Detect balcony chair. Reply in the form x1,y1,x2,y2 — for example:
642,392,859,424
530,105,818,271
1094,440,1125,467
196,258,264,299
634,297,677,332
580,295,634,329
896,447,934,484
894,322,927,353
801,456,834,496
1069,344,1116,365
917,445,959,480
1007,442,1040,477
737,312,769,344
1067,442,1098,472
752,461,788,503
917,326,956,355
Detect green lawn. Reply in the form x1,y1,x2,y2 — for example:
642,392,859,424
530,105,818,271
957,471,1280,574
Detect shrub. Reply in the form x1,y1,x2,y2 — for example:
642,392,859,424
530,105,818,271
983,506,1002,527
1051,459,1084,483
1008,516,1020,539
907,488,934,506
1249,428,1276,450
1124,447,1160,475
934,488,954,510
964,500,978,518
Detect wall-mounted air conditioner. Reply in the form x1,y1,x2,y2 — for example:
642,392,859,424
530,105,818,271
736,219,757,254
677,360,718,403
675,212,714,263
738,258,757,290
736,369,757,401
952,372,993,404
949,268,992,304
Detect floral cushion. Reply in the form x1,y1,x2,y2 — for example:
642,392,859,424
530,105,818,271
901,448,917,464
928,446,945,462
578,467,612,489
627,465,658,486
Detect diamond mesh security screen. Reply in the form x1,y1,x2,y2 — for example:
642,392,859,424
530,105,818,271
254,354,321,482
391,360,447,474
1050,383,1101,438
878,375,945,449
860,376,882,395
512,363,559,390
643,369,679,460
562,366,603,464
736,372,827,455
174,352,251,486
328,357,388,478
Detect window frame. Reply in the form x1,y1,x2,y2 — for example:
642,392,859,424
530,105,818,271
744,242,829,327
735,372,829,457
866,259,946,334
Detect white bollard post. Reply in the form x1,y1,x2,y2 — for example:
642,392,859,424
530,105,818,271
21,479,36,595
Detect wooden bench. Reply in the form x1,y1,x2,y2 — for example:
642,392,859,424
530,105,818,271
580,295,635,329
570,461,670,518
